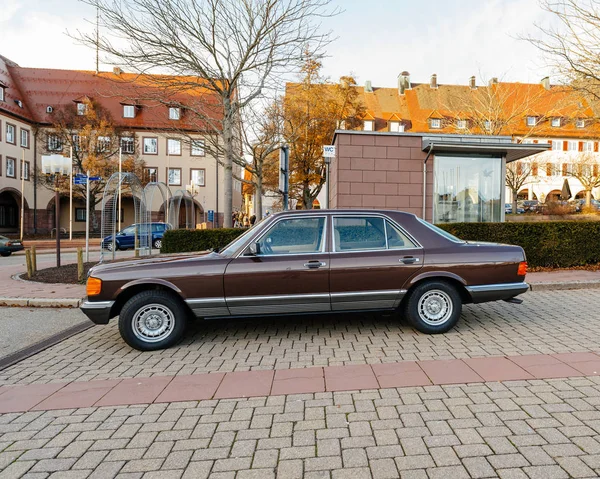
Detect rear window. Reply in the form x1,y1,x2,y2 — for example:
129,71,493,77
417,218,464,243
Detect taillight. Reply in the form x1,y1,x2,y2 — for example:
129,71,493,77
87,277,102,296
517,261,527,276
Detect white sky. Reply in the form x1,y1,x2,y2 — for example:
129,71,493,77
1,0,555,88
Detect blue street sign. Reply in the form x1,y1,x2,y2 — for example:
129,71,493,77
88,176,101,181
207,210,214,222
73,178,87,185
75,173,87,177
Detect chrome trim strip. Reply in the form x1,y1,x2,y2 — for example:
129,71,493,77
227,293,330,303
466,282,529,293
330,289,402,298
81,300,115,309
185,298,226,305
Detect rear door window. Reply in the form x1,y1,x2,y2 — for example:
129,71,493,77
333,216,417,251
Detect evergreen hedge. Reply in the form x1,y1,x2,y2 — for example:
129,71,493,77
438,221,600,268
161,221,600,269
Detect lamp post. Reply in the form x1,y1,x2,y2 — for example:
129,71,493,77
41,155,71,267
324,155,331,209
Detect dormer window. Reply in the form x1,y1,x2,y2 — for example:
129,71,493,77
576,119,586,128
169,107,181,120
551,117,561,127
363,120,374,131
0,86,4,102
429,118,441,129
389,121,404,132
526,116,537,126
456,119,467,129
14,100,23,109
76,102,87,116
123,105,136,118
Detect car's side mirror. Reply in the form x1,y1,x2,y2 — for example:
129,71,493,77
247,242,261,256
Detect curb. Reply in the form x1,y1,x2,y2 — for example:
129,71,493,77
529,280,600,291
0,298,81,308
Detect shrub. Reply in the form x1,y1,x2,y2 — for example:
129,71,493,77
161,228,245,254
438,221,600,268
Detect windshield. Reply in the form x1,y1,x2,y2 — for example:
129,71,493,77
416,217,464,243
219,217,267,258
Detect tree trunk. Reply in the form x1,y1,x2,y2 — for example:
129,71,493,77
512,189,518,216
256,174,263,220
222,96,234,228
587,189,592,207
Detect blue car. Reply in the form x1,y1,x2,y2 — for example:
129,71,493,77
102,223,172,251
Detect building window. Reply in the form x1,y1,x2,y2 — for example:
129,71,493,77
552,140,563,151
433,155,502,223
6,158,15,178
429,118,441,129
120,137,135,154
143,137,158,154
484,120,491,131
567,140,578,151
191,139,205,156
456,119,467,129
47,135,62,151
389,121,404,132
169,107,181,120
144,167,158,183
584,141,594,152
6,123,15,144
551,117,561,127
532,162,538,176
20,129,29,148
167,138,181,155
526,116,537,126
576,119,586,128
0,87,4,102
21,161,30,181
191,168,205,187
75,208,87,222
96,136,111,153
76,102,87,116
123,105,135,118
363,120,374,131
167,167,181,186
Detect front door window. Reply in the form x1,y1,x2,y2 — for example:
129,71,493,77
256,217,326,255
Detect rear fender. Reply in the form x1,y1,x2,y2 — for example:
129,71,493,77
406,271,467,288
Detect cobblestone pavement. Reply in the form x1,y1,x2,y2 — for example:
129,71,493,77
1,289,597,386
1,378,600,478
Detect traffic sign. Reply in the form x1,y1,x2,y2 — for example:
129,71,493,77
89,176,101,181
73,177,87,185
323,145,336,158
207,210,214,222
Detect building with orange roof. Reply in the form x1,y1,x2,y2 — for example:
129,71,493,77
0,54,241,236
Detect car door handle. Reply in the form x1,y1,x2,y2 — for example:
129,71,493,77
304,261,327,269
400,257,419,264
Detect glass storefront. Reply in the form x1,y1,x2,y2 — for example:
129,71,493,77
433,155,503,223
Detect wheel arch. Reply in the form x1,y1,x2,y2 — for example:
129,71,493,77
401,273,472,308
109,279,189,319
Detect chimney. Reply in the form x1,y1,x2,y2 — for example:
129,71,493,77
430,74,438,89
398,71,411,95
365,80,373,93
113,66,122,76
469,76,476,89
541,76,550,90
489,77,498,86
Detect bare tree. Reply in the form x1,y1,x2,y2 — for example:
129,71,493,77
505,160,535,214
76,0,337,227
527,0,600,101
566,152,600,207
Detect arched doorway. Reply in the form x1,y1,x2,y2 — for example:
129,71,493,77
0,188,27,234
517,189,537,201
575,191,593,200
546,190,562,202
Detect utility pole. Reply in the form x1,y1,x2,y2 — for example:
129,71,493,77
85,170,90,262
69,147,73,241
20,149,25,240
279,145,289,211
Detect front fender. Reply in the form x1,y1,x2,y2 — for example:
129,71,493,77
114,278,182,299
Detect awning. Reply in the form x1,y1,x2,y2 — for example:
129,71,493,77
421,138,550,163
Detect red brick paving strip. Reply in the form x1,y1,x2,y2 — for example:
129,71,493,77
1,352,600,413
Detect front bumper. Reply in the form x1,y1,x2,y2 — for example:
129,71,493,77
80,299,115,324
466,282,529,304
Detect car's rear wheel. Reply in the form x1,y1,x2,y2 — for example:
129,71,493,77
119,290,187,351
105,242,118,252
403,281,462,334
0,252,10,257
153,238,162,249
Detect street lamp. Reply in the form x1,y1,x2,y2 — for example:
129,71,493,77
41,154,72,267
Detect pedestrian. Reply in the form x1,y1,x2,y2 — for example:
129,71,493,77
250,214,256,226
231,211,237,228
243,215,250,228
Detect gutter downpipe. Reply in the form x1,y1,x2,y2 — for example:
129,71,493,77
422,144,434,220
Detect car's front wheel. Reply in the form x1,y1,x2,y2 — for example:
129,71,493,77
0,252,11,257
403,281,462,334
119,290,188,351
153,238,162,249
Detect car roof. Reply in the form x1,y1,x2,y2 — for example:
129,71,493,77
271,209,417,220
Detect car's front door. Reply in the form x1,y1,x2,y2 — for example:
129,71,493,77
119,226,136,249
224,215,330,316
329,215,423,311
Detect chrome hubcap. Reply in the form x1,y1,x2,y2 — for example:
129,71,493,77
132,304,175,343
417,290,453,326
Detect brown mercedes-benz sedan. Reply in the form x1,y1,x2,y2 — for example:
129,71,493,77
81,210,528,351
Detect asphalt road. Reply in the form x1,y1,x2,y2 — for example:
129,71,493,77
1,249,136,267
0,307,89,359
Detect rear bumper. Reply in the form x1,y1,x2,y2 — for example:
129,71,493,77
80,299,115,325
466,282,529,304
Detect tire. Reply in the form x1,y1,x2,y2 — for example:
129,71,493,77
105,242,117,252
119,290,188,351
0,252,10,257
153,238,162,249
403,281,462,334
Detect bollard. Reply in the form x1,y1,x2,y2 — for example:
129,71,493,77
77,247,84,283
31,245,37,273
25,249,33,279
